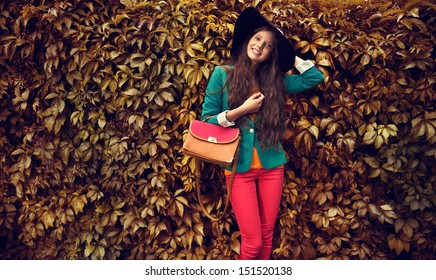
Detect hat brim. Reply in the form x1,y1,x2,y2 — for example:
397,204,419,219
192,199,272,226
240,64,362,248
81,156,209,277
231,7,295,73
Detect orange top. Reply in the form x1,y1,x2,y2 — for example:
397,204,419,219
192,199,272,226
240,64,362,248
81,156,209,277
225,146,263,175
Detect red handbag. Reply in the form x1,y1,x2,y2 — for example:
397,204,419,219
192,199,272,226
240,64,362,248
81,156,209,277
182,119,240,221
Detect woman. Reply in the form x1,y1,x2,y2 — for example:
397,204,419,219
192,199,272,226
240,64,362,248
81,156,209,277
201,7,324,260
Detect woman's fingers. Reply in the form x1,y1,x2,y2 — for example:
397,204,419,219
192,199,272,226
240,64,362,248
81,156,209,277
254,92,264,107
242,92,265,114
249,93,264,112
252,92,264,100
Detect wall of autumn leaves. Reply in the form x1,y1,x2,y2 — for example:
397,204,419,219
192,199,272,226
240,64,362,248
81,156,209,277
0,0,434,260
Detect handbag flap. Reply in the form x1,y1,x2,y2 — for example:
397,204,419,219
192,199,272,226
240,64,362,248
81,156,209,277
189,120,239,144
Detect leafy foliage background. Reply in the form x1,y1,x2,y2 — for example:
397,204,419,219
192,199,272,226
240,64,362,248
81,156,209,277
0,0,434,260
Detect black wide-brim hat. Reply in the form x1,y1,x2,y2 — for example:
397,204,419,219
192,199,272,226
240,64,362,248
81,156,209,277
231,7,295,72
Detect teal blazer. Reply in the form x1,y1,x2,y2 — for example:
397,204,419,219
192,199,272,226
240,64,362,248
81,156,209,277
201,65,324,173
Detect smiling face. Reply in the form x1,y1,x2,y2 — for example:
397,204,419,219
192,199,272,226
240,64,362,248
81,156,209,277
246,30,276,66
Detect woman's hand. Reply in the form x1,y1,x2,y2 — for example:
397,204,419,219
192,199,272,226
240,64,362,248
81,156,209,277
241,92,264,114
225,92,265,122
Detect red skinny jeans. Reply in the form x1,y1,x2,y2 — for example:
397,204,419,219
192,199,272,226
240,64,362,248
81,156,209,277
226,167,284,260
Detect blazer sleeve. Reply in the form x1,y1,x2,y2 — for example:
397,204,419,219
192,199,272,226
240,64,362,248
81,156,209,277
284,60,325,94
200,66,226,125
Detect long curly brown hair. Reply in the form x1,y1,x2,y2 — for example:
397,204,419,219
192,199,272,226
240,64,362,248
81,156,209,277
225,26,287,149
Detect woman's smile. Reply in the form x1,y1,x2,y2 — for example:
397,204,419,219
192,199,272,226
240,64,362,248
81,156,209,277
251,47,262,55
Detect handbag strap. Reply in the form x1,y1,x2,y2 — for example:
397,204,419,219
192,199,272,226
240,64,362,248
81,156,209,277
195,138,240,222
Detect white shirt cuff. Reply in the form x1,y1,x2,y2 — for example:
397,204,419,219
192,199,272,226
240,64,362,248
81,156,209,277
295,60,315,73
217,111,235,127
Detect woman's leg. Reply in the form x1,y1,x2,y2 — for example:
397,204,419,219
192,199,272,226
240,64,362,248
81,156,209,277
226,168,284,260
227,170,262,260
255,167,284,260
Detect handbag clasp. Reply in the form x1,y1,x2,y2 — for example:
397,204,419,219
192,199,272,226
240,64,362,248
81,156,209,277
208,136,218,143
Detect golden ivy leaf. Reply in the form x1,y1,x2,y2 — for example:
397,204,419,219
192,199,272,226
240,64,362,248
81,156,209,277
84,244,96,258
71,195,87,215
123,88,140,96
41,211,56,229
